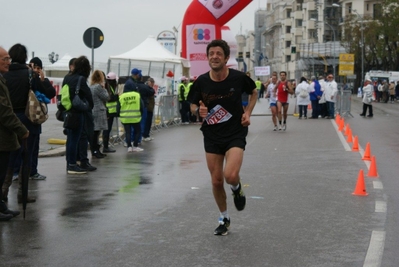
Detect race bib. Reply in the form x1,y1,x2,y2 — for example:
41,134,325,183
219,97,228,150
205,104,232,125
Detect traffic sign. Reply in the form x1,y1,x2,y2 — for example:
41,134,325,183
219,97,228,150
83,27,104,49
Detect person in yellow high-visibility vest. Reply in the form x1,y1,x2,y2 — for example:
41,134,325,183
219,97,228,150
255,77,262,101
118,88,143,152
178,76,190,124
102,72,119,153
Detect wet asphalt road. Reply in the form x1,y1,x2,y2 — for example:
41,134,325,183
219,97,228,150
0,97,396,266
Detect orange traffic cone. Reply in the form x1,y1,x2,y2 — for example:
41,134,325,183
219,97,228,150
335,114,341,125
352,135,359,152
367,156,379,177
352,169,368,196
346,128,353,143
338,118,344,131
344,123,350,136
362,142,371,161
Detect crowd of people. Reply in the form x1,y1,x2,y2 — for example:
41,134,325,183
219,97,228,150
262,72,338,130
0,44,56,220
0,44,159,221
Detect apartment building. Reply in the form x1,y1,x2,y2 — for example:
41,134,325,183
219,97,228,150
241,0,380,81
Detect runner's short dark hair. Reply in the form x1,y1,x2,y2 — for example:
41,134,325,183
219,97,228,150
206,39,230,58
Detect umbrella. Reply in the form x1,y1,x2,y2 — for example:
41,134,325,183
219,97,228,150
20,138,29,219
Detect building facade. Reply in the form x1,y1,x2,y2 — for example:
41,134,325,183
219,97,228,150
241,0,382,82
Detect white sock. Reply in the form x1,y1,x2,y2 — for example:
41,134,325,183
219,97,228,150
231,183,240,191
220,211,229,220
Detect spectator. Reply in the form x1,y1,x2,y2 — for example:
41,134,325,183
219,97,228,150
102,72,119,153
90,70,109,158
295,77,311,119
2,44,55,203
63,56,93,174
0,46,29,219
309,76,322,119
143,77,155,141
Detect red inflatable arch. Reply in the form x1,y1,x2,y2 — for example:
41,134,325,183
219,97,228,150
181,0,252,76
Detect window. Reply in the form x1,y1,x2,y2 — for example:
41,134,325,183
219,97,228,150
287,9,291,18
373,4,382,19
286,26,291,34
286,41,291,48
308,10,317,20
296,19,303,27
286,55,291,62
308,30,317,38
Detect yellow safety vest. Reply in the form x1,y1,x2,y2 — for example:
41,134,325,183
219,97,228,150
119,91,141,124
106,86,118,114
178,83,189,101
255,80,262,90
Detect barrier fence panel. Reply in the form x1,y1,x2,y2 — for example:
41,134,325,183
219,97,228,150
335,89,342,114
156,95,181,128
339,90,353,118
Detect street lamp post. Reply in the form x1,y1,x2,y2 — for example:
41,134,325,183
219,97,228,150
333,3,364,82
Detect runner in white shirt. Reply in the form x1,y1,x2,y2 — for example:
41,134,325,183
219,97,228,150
265,74,278,131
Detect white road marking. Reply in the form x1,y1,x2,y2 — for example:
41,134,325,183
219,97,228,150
333,120,386,266
363,231,386,267
375,201,387,213
332,120,351,151
373,181,383,189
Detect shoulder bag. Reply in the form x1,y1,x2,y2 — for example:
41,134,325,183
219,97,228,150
72,76,89,111
25,69,48,124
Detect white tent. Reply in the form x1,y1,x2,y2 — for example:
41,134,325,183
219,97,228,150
45,54,72,71
107,35,190,78
45,54,72,78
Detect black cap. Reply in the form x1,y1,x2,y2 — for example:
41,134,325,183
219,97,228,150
29,57,43,69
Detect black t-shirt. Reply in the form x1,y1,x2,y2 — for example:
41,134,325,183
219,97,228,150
188,69,256,142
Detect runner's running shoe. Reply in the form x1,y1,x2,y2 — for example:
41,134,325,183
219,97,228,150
232,182,246,211
214,217,230,236
282,123,287,131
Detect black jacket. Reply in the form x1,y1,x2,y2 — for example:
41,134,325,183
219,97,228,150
4,63,56,113
62,73,94,112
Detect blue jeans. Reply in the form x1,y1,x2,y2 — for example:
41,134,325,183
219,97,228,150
327,101,335,118
298,105,307,117
131,108,147,143
66,113,84,165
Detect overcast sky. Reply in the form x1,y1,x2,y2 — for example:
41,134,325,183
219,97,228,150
1,0,266,63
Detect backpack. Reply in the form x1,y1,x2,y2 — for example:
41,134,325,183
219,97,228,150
299,87,308,98
55,84,71,122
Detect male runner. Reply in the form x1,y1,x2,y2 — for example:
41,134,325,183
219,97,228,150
274,71,294,131
188,39,257,236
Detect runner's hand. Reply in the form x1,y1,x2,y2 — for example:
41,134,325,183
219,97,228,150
241,113,250,127
198,101,208,118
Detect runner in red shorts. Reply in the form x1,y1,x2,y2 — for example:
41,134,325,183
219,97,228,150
274,71,294,131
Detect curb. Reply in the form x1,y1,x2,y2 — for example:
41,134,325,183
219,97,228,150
39,146,65,158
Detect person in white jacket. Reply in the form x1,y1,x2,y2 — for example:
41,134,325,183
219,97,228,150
295,77,311,119
360,79,374,117
324,74,338,119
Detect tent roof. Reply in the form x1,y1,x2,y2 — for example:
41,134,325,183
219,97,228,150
109,36,190,67
45,54,72,71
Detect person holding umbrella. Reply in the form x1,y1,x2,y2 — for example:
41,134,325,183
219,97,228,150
0,46,29,220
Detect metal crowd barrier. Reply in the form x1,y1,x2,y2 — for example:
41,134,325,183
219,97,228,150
107,94,182,145
155,95,181,128
337,89,353,118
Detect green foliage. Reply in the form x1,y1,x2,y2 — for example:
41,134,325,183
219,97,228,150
341,0,399,75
